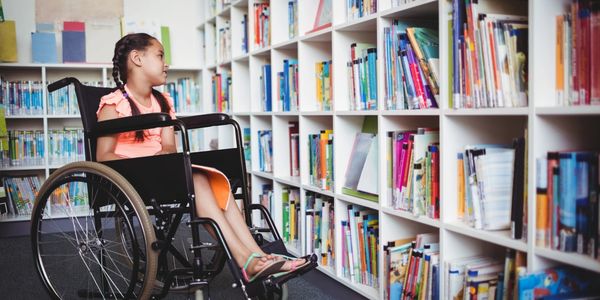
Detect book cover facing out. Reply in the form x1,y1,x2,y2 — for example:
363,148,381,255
62,31,86,62
32,32,58,63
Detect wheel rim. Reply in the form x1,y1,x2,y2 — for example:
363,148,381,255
31,164,156,299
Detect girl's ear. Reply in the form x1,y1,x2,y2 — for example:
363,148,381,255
129,49,143,67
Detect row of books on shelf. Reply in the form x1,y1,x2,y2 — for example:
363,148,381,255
253,1,270,49
343,116,378,202
0,176,41,216
386,128,440,218
218,20,232,62
384,233,439,300
1,79,44,116
340,204,379,287
383,23,440,110
260,65,272,112
347,0,378,21
281,187,300,245
347,43,378,111
277,59,299,112
308,130,333,190
211,71,232,113
536,151,599,259
47,81,104,116
456,133,528,240
164,78,202,114
555,1,600,107
452,0,529,109
257,129,273,173
305,192,335,269
315,60,333,111
2,129,85,168
288,122,300,177
174,129,204,153
288,0,298,39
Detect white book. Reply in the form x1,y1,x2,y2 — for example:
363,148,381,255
357,136,378,195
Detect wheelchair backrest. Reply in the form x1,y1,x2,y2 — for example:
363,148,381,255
73,83,115,161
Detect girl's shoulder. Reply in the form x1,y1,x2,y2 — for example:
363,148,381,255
98,89,132,117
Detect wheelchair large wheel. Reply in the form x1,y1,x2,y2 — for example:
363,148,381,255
31,161,158,299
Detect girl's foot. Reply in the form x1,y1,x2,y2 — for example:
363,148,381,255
242,253,287,282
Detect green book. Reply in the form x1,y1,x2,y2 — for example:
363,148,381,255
282,188,290,242
161,26,171,65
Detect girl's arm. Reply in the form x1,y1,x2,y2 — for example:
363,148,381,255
156,125,177,155
96,105,125,161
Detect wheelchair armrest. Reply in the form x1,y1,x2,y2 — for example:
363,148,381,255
94,113,184,136
176,113,231,130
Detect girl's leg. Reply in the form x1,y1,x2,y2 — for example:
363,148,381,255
192,173,273,276
222,195,308,271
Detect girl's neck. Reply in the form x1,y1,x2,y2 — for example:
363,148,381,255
125,78,153,105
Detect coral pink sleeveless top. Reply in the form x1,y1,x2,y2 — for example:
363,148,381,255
97,86,231,211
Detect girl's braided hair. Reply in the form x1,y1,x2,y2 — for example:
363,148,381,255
112,33,170,141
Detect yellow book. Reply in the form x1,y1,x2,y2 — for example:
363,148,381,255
556,15,564,105
0,20,17,62
316,62,323,109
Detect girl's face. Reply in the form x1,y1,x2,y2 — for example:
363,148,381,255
140,39,168,86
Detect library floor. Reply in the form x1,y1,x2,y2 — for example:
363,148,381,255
0,234,365,300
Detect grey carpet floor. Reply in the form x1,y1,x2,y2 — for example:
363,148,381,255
0,235,365,300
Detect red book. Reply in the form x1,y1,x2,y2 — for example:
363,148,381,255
572,2,580,104
288,121,299,176
592,1,600,104
579,3,592,105
63,21,85,32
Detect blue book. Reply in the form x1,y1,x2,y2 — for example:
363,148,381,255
62,31,86,62
575,152,591,254
32,32,58,63
559,152,577,252
262,65,272,111
283,59,290,111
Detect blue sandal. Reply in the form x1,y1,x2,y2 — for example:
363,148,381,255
241,253,287,282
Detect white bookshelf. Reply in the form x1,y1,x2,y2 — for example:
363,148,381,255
200,0,600,298
1,0,599,298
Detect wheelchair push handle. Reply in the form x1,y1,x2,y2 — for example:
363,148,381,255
48,77,82,92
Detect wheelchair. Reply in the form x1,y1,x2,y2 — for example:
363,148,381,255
30,77,317,300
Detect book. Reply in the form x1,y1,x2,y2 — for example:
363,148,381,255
308,0,332,34
0,20,17,62
62,30,86,63
160,26,172,65
31,32,58,63
288,121,299,177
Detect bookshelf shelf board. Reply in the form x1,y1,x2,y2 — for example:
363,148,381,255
301,184,336,198
232,0,248,8
335,275,380,300
444,222,528,252
272,111,300,117
46,115,81,119
272,38,300,50
217,5,231,18
5,115,44,119
535,247,600,274
274,175,302,188
380,206,441,228
232,112,251,117
175,112,205,118
381,109,441,116
380,0,439,19
0,62,110,69
300,111,333,116
168,66,203,71
444,107,529,116
251,46,272,57
535,106,600,116
1,165,46,171
316,265,337,281
0,63,48,69
233,54,249,62
300,28,332,43
218,60,232,68
252,170,274,180
253,112,273,116
335,193,380,211
0,214,32,222
336,110,379,116
335,15,378,32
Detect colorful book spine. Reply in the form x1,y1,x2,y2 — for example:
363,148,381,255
2,176,42,216
340,204,379,288
253,2,270,49
348,43,377,110
211,71,232,113
315,60,332,111
165,78,202,113
305,192,335,268
257,129,273,172
218,20,231,62
347,0,378,21
288,0,298,39
0,79,44,116
279,59,299,112
260,64,272,112
308,130,333,190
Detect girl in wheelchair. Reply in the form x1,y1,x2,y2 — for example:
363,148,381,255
96,33,310,283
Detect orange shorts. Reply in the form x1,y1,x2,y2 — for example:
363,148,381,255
192,165,231,211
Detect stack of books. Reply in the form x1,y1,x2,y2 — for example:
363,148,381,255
6,130,45,167
211,71,232,113
47,129,85,165
257,129,272,172
347,43,377,111
555,1,600,106
0,79,44,116
308,130,333,190
383,233,439,300
387,128,440,219
305,192,335,269
277,59,299,112
383,23,439,110
340,204,379,288
452,0,528,109
315,60,332,111
536,151,599,258
253,1,270,49
1,176,42,216
281,187,300,246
